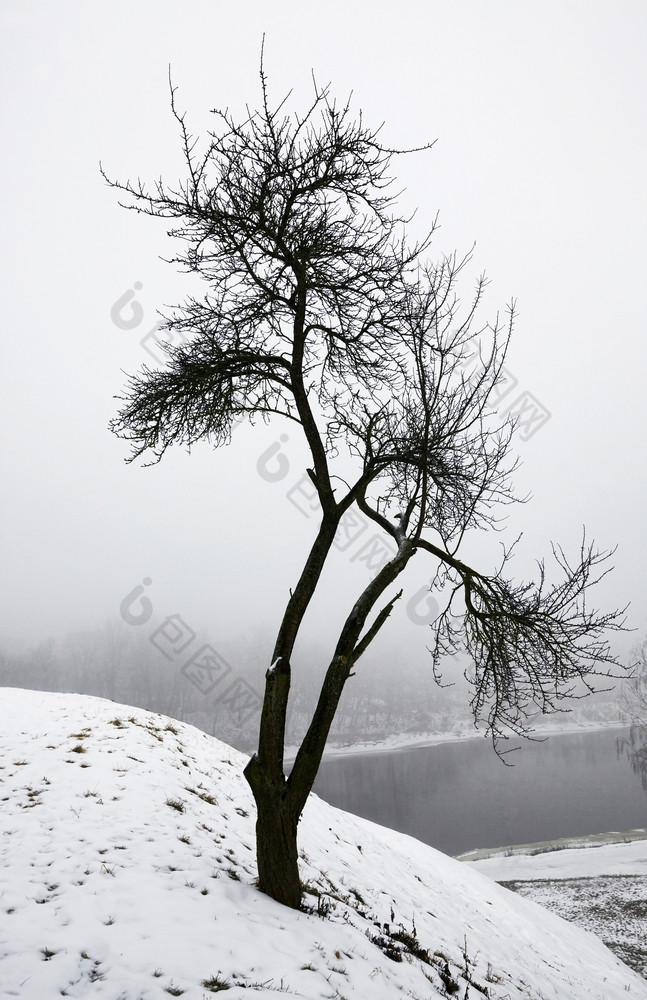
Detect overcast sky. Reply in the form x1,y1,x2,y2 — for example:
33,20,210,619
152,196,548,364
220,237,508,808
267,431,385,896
1,0,645,667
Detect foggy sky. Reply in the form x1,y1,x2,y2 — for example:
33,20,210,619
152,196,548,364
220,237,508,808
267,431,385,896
1,0,646,665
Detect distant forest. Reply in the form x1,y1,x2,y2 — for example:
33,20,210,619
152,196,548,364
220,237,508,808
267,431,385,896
0,619,623,753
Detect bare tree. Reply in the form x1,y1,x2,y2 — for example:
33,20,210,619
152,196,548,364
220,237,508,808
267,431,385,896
103,60,628,908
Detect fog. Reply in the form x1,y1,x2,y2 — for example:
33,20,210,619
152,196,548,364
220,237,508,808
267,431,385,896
1,0,646,714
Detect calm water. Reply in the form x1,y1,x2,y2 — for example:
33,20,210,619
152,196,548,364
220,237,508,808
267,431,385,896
312,727,647,856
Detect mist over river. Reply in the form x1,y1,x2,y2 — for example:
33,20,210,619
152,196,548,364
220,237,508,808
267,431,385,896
312,727,647,856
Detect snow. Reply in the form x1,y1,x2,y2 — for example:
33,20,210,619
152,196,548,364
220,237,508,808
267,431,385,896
1,687,645,999
466,840,647,882
466,841,647,979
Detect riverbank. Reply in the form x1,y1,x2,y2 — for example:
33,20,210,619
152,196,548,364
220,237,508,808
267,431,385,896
457,827,647,864
466,837,647,979
285,716,624,763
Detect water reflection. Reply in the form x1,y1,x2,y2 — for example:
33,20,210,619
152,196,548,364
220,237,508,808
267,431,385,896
312,728,647,856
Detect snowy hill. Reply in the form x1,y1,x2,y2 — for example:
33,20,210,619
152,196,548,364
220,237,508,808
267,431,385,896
0,688,645,999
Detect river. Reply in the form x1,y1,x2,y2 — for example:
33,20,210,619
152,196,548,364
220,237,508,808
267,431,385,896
311,726,647,856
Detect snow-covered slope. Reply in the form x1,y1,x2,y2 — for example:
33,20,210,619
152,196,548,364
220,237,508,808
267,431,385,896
467,840,647,979
0,688,644,999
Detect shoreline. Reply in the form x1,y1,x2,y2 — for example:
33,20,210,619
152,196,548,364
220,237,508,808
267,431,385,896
456,826,647,863
285,717,625,764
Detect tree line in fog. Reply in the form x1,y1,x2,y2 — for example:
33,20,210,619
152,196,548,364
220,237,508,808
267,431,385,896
0,619,626,753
